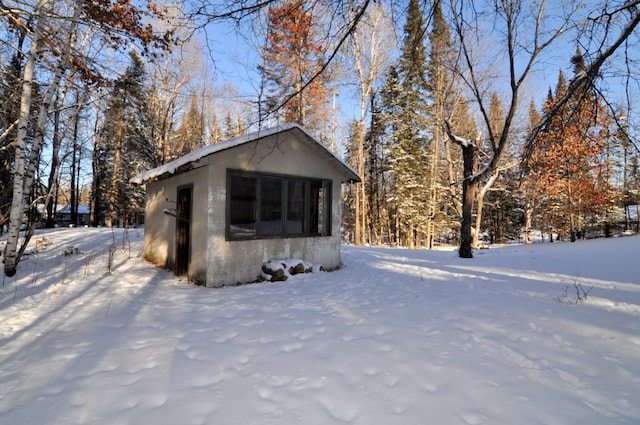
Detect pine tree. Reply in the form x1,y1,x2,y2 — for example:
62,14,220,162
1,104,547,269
176,92,205,156
386,0,431,248
425,0,458,248
365,92,393,245
377,65,402,245
98,50,156,227
260,0,329,137
224,111,236,139
0,53,24,233
209,113,223,143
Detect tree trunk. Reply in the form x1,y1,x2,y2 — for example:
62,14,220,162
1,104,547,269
444,139,463,217
524,199,533,244
426,128,440,249
355,122,365,245
3,0,81,276
107,131,123,228
70,102,80,226
3,5,45,277
473,170,499,248
458,142,476,258
46,92,64,228
90,106,102,227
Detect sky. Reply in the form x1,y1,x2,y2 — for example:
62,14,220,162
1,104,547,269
194,0,640,142
1,227,639,424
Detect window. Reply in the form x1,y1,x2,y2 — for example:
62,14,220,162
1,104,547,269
228,174,257,237
259,177,283,235
286,180,305,234
227,170,331,240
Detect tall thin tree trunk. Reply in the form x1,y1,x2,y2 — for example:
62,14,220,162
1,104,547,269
90,107,102,227
108,126,123,228
456,140,476,258
4,0,81,275
46,92,63,228
444,140,463,218
524,199,533,244
70,99,80,226
3,2,46,276
357,124,366,245
473,170,499,248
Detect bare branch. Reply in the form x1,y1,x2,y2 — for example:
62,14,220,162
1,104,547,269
262,0,372,120
188,0,280,25
444,119,475,148
524,3,640,164
0,120,18,146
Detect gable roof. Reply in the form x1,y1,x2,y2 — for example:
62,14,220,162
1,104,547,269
130,123,360,185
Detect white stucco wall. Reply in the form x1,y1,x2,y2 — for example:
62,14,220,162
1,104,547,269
143,129,353,287
204,131,347,287
143,165,209,283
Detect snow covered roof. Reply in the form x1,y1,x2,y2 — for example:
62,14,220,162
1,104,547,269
36,205,91,214
130,123,360,185
56,205,91,215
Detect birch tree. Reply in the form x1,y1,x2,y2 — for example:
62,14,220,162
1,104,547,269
342,0,396,245
1,0,173,277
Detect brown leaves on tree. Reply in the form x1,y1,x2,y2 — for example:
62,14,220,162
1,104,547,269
261,0,329,128
524,70,615,234
82,0,174,54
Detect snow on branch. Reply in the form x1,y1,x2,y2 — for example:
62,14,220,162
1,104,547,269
444,120,475,148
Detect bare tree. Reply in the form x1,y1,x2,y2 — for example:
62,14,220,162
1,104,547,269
2,0,174,276
445,0,582,258
445,0,640,258
342,1,396,245
188,0,373,121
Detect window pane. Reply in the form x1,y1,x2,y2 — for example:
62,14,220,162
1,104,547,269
229,174,257,237
287,180,305,234
309,181,321,234
260,177,283,235
309,180,331,235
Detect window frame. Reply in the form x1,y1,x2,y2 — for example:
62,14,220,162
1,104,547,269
226,169,332,241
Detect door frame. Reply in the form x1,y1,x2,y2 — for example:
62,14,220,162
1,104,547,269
175,184,192,276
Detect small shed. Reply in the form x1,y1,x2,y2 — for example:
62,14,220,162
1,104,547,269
131,123,360,287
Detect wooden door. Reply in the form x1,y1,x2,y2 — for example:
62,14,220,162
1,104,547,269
175,185,192,276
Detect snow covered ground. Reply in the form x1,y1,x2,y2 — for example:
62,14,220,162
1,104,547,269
1,227,639,425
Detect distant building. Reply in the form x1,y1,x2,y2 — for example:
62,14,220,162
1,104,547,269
55,205,91,226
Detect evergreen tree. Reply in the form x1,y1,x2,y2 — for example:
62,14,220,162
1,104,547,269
341,119,363,244
260,0,329,137
224,111,236,139
209,113,223,143
425,0,458,247
377,65,402,245
387,0,431,247
365,91,393,245
0,53,24,232
97,50,156,227
480,92,521,244
176,92,205,156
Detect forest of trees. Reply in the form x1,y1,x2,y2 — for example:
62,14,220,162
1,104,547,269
2,0,640,276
